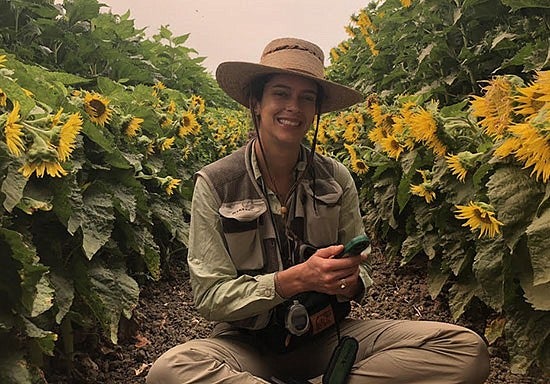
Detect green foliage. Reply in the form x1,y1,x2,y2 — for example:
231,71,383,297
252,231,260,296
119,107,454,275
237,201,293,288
0,49,249,381
321,0,550,375
0,0,234,108
328,0,550,105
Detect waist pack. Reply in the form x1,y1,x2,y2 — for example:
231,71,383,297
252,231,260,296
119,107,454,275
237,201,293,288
255,291,350,353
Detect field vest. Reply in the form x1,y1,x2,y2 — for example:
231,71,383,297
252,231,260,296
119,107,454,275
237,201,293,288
196,139,345,277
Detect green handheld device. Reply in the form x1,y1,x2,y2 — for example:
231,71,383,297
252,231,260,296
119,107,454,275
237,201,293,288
334,235,369,259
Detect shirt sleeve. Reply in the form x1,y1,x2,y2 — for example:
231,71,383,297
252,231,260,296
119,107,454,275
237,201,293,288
187,175,285,323
333,161,374,303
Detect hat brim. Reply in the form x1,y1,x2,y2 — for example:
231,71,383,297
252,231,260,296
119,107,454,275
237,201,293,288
216,62,363,113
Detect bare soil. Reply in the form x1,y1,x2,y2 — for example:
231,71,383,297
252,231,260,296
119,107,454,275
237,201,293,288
46,252,547,384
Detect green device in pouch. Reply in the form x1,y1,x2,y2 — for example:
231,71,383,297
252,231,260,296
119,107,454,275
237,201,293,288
322,336,358,384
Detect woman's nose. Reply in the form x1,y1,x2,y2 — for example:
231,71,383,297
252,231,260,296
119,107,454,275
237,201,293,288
285,96,300,111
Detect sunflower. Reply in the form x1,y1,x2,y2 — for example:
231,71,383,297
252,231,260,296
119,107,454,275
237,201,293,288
351,159,369,175
51,108,64,127
20,161,67,178
124,117,144,137
4,101,26,156
509,122,550,182
344,25,356,39
514,71,550,117
179,110,200,137
410,183,436,203
21,88,34,98
152,81,166,97
190,95,206,116
83,92,112,126
368,103,391,128
401,0,412,7
445,154,468,182
164,177,181,196
330,48,340,62
445,152,481,183
57,113,83,161
455,201,503,238
0,54,6,67
410,169,436,203
471,77,513,137
408,108,447,156
380,135,404,159
343,123,359,143
494,137,521,159
0,88,7,107
161,136,175,151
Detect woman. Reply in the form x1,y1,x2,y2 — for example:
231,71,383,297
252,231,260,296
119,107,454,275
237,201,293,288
147,37,490,384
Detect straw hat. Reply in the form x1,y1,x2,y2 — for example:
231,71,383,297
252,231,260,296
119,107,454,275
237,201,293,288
215,37,363,113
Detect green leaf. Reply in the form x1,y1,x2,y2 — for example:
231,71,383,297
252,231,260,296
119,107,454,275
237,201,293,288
112,184,137,223
501,0,550,10
21,317,56,356
121,223,160,280
77,262,139,344
79,185,115,260
427,258,449,299
374,175,399,229
400,232,424,264
473,237,510,311
526,207,550,286
0,76,35,117
448,272,480,321
0,229,48,317
49,272,74,325
1,163,27,213
504,298,550,374
151,198,189,246
52,177,84,230
30,275,54,318
487,166,545,249
0,352,32,384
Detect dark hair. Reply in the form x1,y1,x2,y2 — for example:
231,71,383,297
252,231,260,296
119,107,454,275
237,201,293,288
248,74,274,105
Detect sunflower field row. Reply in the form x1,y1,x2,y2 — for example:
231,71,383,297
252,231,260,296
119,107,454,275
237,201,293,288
310,72,550,375
0,50,249,383
322,0,550,376
1,0,550,382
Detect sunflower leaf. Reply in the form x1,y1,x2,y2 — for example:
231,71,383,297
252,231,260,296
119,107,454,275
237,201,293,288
1,162,27,213
79,184,115,260
76,261,139,344
473,237,510,311
487,166,545,249
526,208,550,286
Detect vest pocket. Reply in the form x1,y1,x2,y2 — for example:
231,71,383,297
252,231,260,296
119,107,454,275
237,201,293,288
299,180,343,246
219,200,267,271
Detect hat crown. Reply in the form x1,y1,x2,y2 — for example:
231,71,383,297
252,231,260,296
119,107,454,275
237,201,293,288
259,38,325,79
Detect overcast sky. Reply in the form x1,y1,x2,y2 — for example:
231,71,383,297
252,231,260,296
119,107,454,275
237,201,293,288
101,0,370,74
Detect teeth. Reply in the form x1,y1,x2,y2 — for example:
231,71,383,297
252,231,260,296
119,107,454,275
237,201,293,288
278,118,300,126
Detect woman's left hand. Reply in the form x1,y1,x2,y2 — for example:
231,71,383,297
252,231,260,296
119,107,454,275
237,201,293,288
275,245,362,298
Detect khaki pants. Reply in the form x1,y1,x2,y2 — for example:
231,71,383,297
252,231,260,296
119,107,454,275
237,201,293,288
146,319,490,384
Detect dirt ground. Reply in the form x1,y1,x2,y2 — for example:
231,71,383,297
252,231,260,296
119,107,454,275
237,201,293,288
47,251,547,384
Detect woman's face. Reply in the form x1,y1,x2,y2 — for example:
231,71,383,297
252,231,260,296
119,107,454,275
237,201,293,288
255,74,318,148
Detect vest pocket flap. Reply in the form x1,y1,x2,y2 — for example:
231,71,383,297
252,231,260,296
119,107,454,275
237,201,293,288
219,199,267,233
302,179,343,205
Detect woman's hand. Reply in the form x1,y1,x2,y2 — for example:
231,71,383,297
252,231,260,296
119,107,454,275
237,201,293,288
274,245,362,298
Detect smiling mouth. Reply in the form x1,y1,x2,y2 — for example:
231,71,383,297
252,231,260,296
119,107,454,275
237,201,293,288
277,118,301,127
